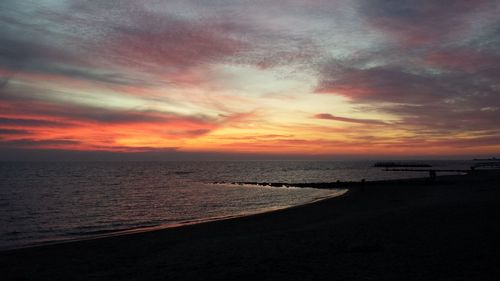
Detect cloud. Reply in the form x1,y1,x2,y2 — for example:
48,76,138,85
163,129,212,138
430,135,500,148
314,113,387,125
0,30,154,87
387,104,500,133
316,65,451,104
0,86,217,126
311,0,500,144
1,1,239,88
371,134,500,149
0,138,80,148
0,117,69,127
0,0,322,91
0,128,30,135
1,0,500,155
425,48,500,73
0,76,9,88
315,56,500,137
0,83,271,150
109,17,247,70
359,0,497,45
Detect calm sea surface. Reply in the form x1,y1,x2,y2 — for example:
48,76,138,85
0,160,473,249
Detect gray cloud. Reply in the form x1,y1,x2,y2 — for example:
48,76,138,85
0,77,8,89
0,33,153,87
0,0,321,90
0,138,80,148
359,0,498,45
0,117,69,127
0,128,31,135
314,0,500,139
314,113,387,125
316,49,500,135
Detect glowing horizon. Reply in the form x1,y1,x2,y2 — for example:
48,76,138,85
1,0,500,159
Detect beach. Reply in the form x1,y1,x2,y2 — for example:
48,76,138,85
2,170,500,281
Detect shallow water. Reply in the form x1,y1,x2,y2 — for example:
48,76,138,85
0,160,473,249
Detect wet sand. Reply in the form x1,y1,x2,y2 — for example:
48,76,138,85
2,170,500,280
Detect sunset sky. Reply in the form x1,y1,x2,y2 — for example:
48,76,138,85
1,0,500,160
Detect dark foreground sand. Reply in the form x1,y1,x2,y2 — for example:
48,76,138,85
2,170,500,281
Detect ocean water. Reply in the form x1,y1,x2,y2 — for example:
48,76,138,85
0,160,473,249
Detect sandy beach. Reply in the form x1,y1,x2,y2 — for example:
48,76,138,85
2,170,500,281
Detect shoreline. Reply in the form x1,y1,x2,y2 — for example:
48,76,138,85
0,186,348,252
3,170,500,280
2,170,462,252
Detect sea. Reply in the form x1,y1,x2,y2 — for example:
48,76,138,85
0,160,474,250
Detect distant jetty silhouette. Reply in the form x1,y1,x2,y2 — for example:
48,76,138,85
373,162,432,168
473,157,500,161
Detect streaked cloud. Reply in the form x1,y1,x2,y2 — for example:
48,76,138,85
0,117,70,128
0,128,31,135
314,113,388,125
1,0,499,158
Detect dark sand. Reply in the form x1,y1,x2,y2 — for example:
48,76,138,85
2,170,500,280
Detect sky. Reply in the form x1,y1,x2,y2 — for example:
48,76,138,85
1,0,500,160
